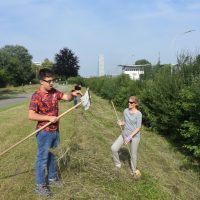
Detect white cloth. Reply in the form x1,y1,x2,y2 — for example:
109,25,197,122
80,89,91,110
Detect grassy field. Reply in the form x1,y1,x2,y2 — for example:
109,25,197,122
0,87,199,199
0,84,39,100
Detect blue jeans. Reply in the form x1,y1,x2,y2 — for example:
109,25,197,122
36,131,60,185
73,96,78,105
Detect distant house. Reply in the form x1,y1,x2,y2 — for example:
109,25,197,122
33,61,41,66
118,64,150,80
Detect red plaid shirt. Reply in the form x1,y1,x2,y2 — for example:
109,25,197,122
29,88,64,132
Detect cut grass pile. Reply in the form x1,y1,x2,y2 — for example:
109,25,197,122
0,89,199,199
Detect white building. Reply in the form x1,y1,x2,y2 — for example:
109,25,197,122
33,61,41,66
118,64,150,80
98,54,105,76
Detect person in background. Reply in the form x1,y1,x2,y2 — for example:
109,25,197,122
111,96,142,179
71,84,83,105
28,68,82,197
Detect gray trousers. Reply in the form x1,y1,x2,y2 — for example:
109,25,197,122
111,134,140,172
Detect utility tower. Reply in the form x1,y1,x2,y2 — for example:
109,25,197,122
98,54,105,76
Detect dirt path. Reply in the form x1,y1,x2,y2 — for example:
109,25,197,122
0,84,67,109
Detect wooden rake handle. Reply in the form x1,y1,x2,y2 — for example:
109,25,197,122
111,101,131,153
0,102,82,157
111,101,123,131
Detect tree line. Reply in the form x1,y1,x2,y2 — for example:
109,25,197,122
68,54,200,159
0,45,80,87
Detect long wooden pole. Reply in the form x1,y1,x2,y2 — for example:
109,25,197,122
111,101,122,131
111,101,131,154
0,102,82,157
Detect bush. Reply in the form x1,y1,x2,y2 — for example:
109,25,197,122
176,77,200,157
82,55,200,159
67,76,85,86
0,69,7,87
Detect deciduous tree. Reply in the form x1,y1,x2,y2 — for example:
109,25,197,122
0,45,32,86
53,48,80,79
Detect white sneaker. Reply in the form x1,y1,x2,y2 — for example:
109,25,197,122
115,164,121,168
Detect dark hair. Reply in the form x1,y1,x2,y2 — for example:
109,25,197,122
38,68,54,80
74,85,81,90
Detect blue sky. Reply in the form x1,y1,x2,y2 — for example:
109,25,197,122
0,0,200,76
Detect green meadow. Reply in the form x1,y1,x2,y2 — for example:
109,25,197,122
0,87,199,199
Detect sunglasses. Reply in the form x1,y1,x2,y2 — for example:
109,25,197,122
42,79,55,84
128,101,136,104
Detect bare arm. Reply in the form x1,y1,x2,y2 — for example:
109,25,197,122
117,120,125,126
124,127,141,145
130,127,141,137
61,90,83,101
28,110,58,123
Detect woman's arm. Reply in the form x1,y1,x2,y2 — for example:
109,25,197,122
124,112,142,144
117,120,125,126
124,127,141,145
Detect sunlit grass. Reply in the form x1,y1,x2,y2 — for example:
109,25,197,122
0,84,39,100
0,90,199,199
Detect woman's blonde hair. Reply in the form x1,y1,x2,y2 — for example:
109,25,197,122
129,96,139,108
